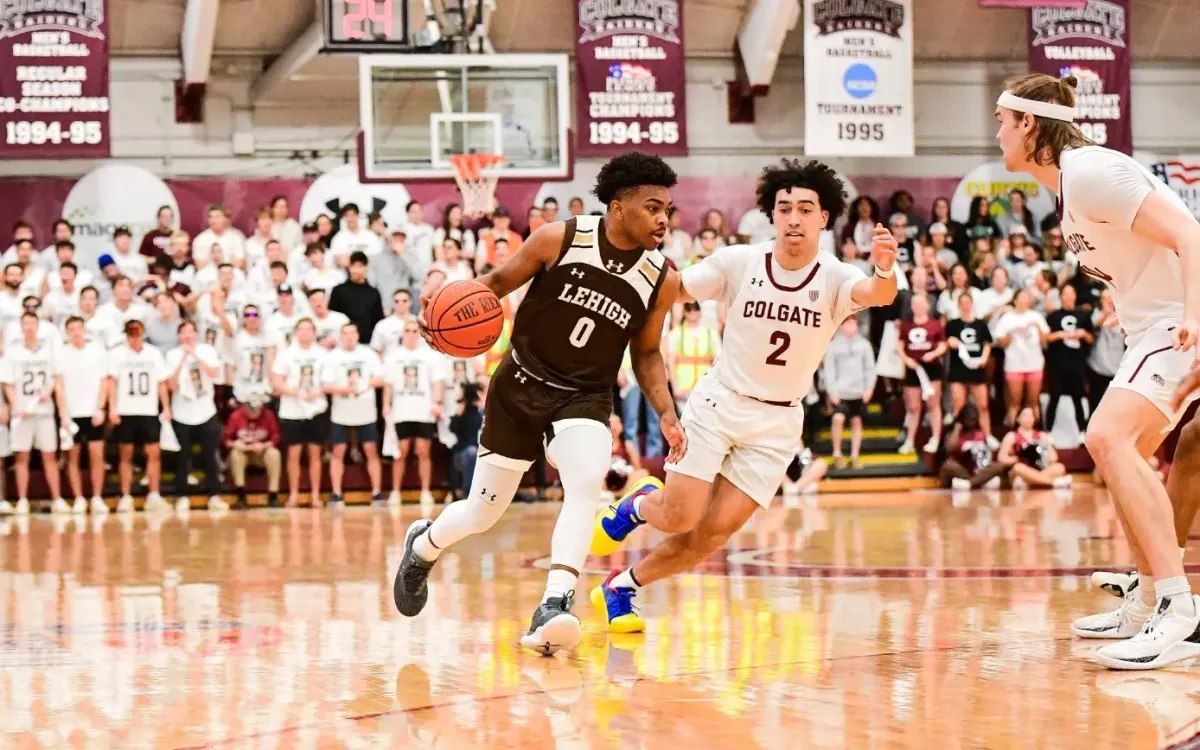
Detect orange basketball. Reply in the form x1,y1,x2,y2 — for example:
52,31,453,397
425,280,504,357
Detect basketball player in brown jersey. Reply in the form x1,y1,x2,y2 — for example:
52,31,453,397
394,152,686,655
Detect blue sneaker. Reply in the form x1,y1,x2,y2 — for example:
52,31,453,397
590,571,644,633
590,476,662,555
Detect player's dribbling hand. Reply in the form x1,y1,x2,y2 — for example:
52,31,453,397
661,412,687,463
1172,319,1200,357
417,293,435,347
870,223,898,271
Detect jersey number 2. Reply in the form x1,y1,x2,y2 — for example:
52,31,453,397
766,331,790,366
569,317,595,348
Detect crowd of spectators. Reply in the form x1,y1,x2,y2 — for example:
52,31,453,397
0,184,1122,512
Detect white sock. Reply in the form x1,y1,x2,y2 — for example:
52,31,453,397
413,454,526,563
610,567,640,590
1156,576,1195,616
631,495,644,519
544,422,612,603
543,568,577,601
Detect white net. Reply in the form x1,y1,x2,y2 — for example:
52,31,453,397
450,153,504,217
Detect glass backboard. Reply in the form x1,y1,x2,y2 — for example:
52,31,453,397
358,53,569,180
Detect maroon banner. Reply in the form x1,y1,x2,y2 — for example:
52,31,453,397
574,0,687,157
0,0,111,159
979,1,1084,7
1027,0,1132,154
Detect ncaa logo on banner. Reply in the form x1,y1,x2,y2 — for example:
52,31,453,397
843,64,877,100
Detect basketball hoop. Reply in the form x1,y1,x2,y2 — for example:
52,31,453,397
449,153,504,217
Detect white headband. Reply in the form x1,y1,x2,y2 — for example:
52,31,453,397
997,90,1075,123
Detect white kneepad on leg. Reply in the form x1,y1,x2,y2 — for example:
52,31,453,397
435,451,530,541
546,419,613,492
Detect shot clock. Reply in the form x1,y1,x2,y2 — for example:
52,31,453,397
322,0,412,53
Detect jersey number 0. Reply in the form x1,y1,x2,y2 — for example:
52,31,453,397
569,318,595,348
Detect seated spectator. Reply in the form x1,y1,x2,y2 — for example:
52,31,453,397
824,316,875,468
223,393,282,508
993,289,1049,426
946,292,995,445
449,382,484,503
898,294,947,454
997,406,1072,489
939,405,1005,491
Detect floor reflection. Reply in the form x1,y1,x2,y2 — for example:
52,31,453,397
0,487,1190,748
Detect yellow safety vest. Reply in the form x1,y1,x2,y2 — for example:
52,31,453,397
670,324,717,392
485,300,515,376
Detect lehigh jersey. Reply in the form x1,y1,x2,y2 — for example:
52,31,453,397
510,215,666,390
682,243,866,404
1058,146,1195,338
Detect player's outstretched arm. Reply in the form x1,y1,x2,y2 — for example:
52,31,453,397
852,223,899,308
631,268,687,463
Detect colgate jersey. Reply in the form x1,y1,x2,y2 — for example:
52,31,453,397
1058,146,1195,338
682,242,866,403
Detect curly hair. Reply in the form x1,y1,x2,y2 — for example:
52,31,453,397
755,159,847,220
593,152,678,205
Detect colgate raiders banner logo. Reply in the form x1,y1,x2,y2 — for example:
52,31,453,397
577,0,680,43
1031,0,1126,47
812,0,905,37
0,0,105,39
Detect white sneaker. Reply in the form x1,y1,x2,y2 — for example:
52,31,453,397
208,495,229,512
71,496,87,515
983,477,1001,490
90,496,109,516
1073,590,1155,639
799,483,818,495
50,498,71,515
1095,596,1200,670
923,437,940,453
1053,475,1074,489
986,434,1000,451
387,490,401,508
1093,570,1139,599
13,498,30,516
116,495,134,513
175,496,190,513
419,490,434,505
1012,476,1029,491
951,478,971,491
0,500,11,515
898,440,915,455
146,493,170,513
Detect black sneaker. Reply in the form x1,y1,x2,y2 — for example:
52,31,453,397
328,493,344,508
518,591,582,656
393,519,435,616
371,491,387,506
266,491,279,508
233,488,248,510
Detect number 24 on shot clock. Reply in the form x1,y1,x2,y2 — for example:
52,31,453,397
322,0,411,53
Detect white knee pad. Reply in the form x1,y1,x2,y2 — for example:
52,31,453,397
545,419,612,489
428,451,530,545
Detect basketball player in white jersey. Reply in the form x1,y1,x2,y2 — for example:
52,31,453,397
986,74,1200,670
590,159,897,632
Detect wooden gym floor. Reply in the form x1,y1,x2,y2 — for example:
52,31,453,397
1,485,1198,749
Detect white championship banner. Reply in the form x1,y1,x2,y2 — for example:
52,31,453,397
804,0,914,157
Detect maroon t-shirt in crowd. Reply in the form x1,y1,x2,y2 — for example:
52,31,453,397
899,318,946,361
139,228,172,259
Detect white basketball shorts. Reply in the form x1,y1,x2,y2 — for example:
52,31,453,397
11,414,57,453
1109,321,1200,432
665,373,804,507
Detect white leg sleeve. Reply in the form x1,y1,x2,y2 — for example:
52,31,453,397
417,451,530,560
545,418,612,587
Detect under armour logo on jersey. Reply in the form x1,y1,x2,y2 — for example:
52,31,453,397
1152,374,1166,387
515,371,528,384
703,397,718,408
750,278,764,287
480,488,498,504
570,268,585,279
605,260,625,273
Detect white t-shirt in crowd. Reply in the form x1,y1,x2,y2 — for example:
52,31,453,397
18,266,47,299
107,343,167,416
271,218,302,252
97,300,150,334
232,329,279,401
59,341,108,418
272,343,328,420
311,310,350,346
42,286,82,327
112,251,149,281
430,260,473,284
265,310,302,347
302,266,346,296
681,242,866,404
384,345,448,424
331,227,384,260
0,290,20,330
4,320,61,355
81,313,120,349
0,340,60,417
993,309,1050,373
165,344,221,425
192,227,247,267
1058,146,1197,339
369,315,408,356
322,344,381,426
243,234,273,267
